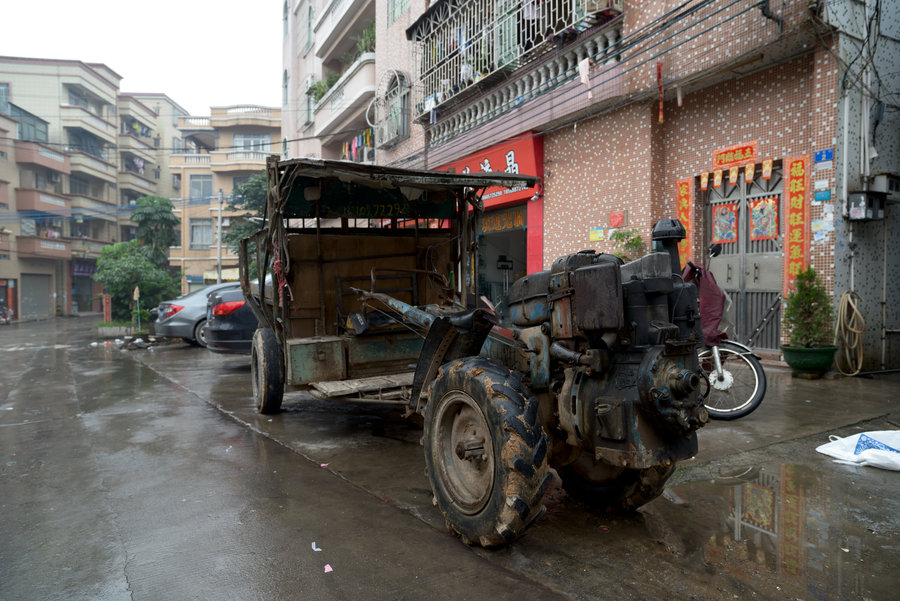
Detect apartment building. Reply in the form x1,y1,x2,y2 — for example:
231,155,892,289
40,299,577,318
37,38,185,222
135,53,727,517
0,56,124,317
319,0,894,367
284,0,377,162
168,105,281,293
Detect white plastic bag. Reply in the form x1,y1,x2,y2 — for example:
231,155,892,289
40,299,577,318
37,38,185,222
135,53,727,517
815,430,900,471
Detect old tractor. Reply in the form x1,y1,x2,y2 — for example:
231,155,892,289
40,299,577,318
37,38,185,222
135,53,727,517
241,157,707,547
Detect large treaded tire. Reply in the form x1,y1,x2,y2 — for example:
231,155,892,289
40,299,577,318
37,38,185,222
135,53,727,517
252,328,284,414
561,460,675,512
424,357,550,547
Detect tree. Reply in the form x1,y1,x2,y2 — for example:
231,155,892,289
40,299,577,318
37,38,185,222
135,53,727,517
132,195,180,265
94,241,180,321
223,173,267,278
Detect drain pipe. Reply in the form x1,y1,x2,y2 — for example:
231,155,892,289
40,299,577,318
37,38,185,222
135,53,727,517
759,0,784,34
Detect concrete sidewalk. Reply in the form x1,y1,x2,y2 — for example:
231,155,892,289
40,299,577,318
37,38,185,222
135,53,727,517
687,365,900,468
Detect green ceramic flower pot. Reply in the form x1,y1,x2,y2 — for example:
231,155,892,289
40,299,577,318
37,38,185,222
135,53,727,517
781,345,837,378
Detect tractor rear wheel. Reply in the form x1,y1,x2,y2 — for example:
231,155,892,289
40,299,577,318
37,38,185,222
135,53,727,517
424,357,550,547
252,328,284,414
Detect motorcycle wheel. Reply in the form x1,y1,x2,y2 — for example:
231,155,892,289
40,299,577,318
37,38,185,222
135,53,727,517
423,356,550,547
699,340,767,420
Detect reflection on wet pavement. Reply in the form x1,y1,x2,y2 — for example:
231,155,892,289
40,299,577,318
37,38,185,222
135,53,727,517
654,463,898,601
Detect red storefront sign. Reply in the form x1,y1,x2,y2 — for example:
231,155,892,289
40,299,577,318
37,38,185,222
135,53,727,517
783,154,810,297
712,141,758,171
435,132,542,209
675,177,693,268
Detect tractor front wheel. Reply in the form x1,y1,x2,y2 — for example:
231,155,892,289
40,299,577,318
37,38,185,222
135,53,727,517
424,357,550,547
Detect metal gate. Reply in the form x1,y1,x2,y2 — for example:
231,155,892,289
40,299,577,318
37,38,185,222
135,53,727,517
704,164,783,351
21,273,52,319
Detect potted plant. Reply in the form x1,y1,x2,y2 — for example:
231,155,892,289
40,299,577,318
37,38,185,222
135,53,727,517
781,266,837,377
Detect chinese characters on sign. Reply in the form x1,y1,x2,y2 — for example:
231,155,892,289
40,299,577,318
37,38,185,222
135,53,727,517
436,133,541,207
783,155,810,296
712,141,758,171
675,178,693,268
482,206,526,233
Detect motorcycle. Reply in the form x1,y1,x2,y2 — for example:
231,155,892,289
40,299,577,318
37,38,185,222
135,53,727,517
684,245,767,420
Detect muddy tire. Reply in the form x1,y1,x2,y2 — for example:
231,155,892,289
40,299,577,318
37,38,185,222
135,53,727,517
252,328,283,414
560,458,675,511
424,357,550,547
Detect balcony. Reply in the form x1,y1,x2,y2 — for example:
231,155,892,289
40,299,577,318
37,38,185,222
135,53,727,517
70,194,117,222
59,105,116,143
15,188,71,216
315,0,375,65
425,17,624,148
118,133,155,162
68,151,117,182
16,235,71,260
408,0,623,120
118,169,156,196
210,105,281,128
69,237,110,259
210,150,269,172
314,54,375,138
14,141,71,174
169,153,212,168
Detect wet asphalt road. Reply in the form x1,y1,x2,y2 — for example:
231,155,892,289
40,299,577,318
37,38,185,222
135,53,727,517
2,318,899,601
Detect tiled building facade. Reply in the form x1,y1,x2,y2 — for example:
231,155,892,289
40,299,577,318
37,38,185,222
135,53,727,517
286,1,899,367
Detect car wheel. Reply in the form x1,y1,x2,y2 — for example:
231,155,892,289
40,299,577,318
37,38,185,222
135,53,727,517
191,319,209,347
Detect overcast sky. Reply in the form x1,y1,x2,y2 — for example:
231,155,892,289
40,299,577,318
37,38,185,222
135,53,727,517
1,0,282,115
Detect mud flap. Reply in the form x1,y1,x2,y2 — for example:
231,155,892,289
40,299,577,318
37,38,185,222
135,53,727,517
407,309,497,415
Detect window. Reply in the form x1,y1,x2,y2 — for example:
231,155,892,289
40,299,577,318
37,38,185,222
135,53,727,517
67,88,89,110
232,133,269,152
388,0,409,25
189,174,213,202
189,218,213,249
172,174,181,190
283,1,289,37
10,104,49,143
0,83,9,114
283,70,289,106
172,137,182,152
70,177,89,196
378,75,410,148
232,176,250,202
304,75,315,125
302,4,315,53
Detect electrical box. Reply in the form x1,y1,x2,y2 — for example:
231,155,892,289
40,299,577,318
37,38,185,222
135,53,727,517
847,191,886,221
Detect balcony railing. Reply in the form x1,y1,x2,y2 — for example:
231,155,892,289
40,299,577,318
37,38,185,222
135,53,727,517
409,0,623,118
314,54,376,136
16,235,71,260
169,153,212,166
427,16,623,145
15,188,70,215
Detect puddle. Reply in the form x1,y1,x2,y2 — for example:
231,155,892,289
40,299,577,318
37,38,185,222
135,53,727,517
656,463,899,600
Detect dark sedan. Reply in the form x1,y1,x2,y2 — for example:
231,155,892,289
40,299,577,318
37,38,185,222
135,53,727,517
204,287,258,354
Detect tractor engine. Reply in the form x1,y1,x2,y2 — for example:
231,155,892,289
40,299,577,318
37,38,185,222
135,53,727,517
487,220,708,470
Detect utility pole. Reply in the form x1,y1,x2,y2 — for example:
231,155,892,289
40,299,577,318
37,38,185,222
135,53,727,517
216,189,223,284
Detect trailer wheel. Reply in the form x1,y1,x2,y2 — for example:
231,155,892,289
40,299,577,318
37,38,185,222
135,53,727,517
424,357,550,547
252,328,283,414
560,456,675,511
